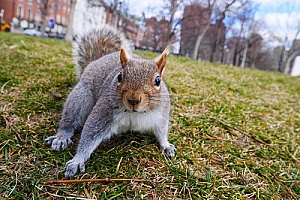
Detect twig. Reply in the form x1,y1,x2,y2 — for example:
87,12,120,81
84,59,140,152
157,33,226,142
272,174,298,200
209,117,270,145
44,178,145,185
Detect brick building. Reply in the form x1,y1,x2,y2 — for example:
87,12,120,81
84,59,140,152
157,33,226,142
140,16,168,52
1,0,170,51
0,0,71,33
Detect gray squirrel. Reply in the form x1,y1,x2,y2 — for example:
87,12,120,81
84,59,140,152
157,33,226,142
45,25,176,179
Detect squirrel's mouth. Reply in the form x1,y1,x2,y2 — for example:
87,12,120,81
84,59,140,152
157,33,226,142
124,109,137,112
124,108,146,113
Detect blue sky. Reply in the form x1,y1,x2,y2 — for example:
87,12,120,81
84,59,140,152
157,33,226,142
255,0,300,13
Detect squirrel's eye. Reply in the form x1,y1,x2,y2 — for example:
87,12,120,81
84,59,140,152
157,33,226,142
154,76,161,87
117,72,122,83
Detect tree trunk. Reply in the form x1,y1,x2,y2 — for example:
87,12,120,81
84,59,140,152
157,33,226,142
241,40,248,68
110,0,119,27
284,52,297,74
192,25,210,60
210,16,225,62
233,36,243,66
41,14,47,37
65,0,76,42
166,0,178,44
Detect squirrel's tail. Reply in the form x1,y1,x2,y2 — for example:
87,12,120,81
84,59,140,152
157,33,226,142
74,25,131,78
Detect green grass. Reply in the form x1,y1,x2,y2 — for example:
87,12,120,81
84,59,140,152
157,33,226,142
1,32,299,199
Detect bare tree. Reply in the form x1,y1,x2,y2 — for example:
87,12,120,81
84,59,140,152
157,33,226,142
160,0,185,44
106,0,121,27
190,0,217,60
65,0,76,42
238,8,260,68
229,1,256,66
115,1,131,34
35,0,57,36
210,0,249,63
183,0,251,61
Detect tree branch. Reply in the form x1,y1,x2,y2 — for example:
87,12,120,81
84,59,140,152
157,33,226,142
44,178,145,185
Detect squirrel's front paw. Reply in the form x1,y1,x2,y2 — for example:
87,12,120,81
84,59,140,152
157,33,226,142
44,135,73,151
160,143,176,158
65,158,85,179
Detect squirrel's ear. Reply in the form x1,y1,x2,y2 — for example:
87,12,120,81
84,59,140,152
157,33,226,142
120,46,130,66
155,46,169,75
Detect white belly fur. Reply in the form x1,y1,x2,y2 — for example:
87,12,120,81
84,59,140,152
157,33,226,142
111,110,161,134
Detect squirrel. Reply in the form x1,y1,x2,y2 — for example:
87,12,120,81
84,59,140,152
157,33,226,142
45,25,176,179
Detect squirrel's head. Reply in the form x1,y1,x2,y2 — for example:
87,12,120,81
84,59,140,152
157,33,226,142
116,46,169,113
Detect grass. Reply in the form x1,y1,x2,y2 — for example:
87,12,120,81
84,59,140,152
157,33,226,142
0,32,299,199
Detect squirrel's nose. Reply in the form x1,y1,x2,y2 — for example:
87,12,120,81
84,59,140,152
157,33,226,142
127,98,141,106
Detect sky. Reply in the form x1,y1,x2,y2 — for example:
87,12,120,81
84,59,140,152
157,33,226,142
126,0,300,46
253,0,300,45
126,0,165,17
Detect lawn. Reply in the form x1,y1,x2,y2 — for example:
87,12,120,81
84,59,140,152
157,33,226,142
1,32,299,199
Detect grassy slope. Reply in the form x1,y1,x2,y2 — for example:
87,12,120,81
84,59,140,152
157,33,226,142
0,32,299,199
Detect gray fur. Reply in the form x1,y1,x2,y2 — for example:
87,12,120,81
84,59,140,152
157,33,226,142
45,26,175,179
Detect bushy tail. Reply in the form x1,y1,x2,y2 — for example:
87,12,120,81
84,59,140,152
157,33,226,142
74,25,131,78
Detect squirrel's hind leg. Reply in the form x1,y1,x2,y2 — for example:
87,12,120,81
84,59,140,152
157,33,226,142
45,82,95,151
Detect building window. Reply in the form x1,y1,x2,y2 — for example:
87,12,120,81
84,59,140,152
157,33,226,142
28,0,33,4
63,6,66,13
28,9,32,21
56,15,61,24
17,4,24,18
35,11,40,22
50,3,55,12
62,16,65,25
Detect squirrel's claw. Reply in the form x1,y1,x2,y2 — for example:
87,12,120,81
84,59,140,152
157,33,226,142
44,136,73,151
65,158,85,179
160,143,176,159
44,136,56,146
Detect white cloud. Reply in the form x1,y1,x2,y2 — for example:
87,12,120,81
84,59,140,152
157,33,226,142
253,0,300,45
265,13,300,47
127,0,164,17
